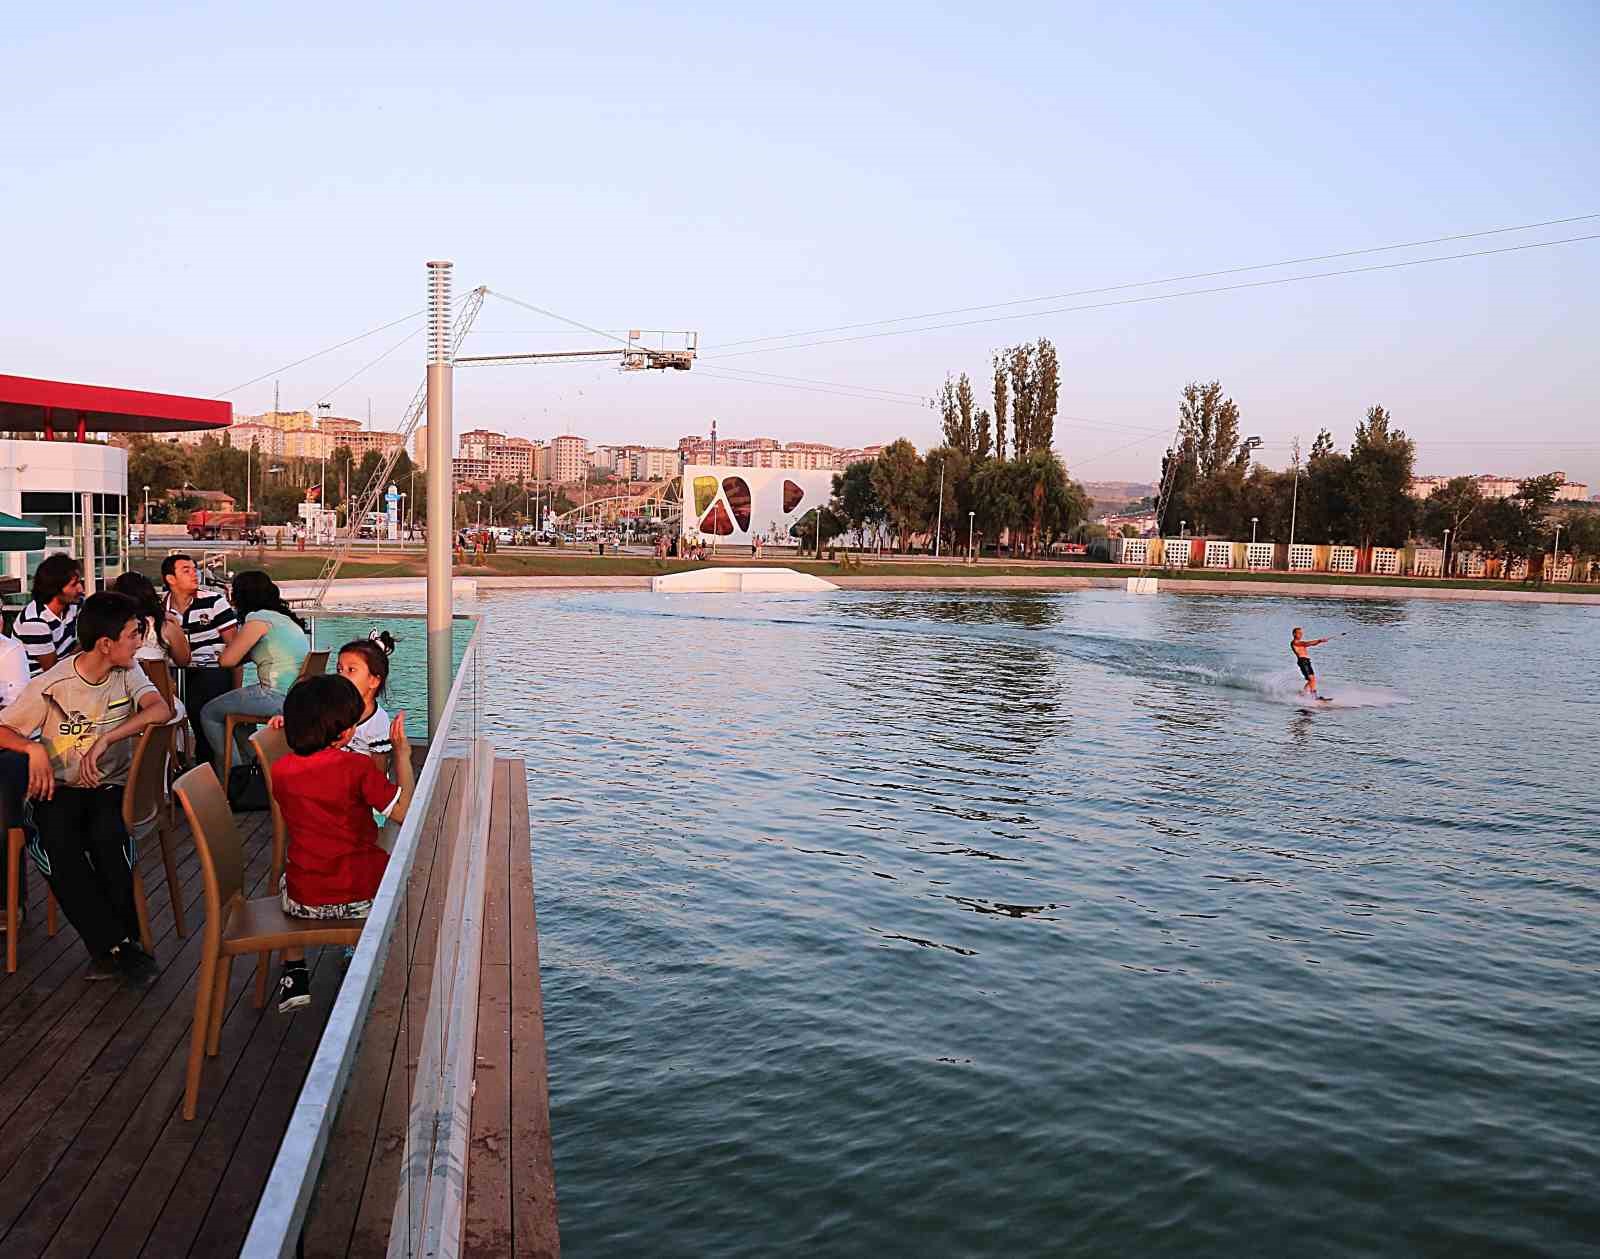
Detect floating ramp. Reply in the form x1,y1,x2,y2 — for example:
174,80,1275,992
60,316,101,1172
651,567,838,594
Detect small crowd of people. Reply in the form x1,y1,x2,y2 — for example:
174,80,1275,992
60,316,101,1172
0,552,411,1011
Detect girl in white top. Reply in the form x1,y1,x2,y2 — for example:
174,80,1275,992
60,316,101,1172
270,630,402,773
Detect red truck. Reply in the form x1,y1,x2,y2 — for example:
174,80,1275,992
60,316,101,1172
187,510,261,541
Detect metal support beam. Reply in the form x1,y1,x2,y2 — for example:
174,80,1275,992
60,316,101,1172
426,261,454,738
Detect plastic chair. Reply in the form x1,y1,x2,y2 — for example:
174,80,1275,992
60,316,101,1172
220,650,328,787
174,762,365,1120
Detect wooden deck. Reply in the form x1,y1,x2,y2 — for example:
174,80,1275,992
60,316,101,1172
0,756,557,1258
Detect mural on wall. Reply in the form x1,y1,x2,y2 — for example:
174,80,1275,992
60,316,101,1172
681,465,835,545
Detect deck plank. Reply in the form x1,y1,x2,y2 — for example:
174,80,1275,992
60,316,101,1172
505,758,561,1258
0,755,551,1259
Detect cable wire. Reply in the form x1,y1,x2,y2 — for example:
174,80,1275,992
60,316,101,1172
215,310,424,397
706,213,1599,351
484,289,633,348
315,326,424,405
705,233,1600,360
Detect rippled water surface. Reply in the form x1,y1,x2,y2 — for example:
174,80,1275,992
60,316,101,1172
481,589,1598,1258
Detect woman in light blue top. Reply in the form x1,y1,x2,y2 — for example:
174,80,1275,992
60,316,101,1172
201,571,310,773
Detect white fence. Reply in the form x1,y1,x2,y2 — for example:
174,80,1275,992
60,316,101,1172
1328,545,1358,574
1163,539,1191,568
1456,551,1486,578
1112,537,1149,566
1204,540,1233,569
1411,547,1443,577
1246,543,1273,570
1370,547,1400,576
1288,544,1317,572
1549,553,1574,582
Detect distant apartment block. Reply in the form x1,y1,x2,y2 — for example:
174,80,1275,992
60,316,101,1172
1410,472,1590,502
675,432,878,471
549,434,588,483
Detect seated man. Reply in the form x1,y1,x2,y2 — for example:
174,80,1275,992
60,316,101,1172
0,592,172,984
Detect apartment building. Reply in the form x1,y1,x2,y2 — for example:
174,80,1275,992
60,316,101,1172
550,434,588,483
1410,472,1591,501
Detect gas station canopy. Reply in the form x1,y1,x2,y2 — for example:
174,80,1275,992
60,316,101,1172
0,373,232,439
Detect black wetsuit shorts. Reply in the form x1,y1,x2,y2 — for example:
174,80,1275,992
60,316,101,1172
1297,656,1315,679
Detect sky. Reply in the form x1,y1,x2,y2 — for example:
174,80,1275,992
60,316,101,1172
4,1,1597,489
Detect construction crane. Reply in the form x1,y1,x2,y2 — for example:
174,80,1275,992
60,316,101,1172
307,292,696,608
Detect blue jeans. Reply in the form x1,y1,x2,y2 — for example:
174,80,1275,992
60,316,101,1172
199,684,285,771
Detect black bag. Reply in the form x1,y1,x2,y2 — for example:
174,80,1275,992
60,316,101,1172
227,762,270,812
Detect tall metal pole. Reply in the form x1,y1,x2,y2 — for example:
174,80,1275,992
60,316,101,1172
934,460,944,558
1288,438,1301,553
426,260,455,738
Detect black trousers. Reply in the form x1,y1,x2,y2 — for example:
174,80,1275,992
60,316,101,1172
0,749,29,908
180,665,235,767
28,785,138,958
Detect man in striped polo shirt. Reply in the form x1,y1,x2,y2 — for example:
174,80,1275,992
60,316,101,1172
160,554,238,765
14,553,85,677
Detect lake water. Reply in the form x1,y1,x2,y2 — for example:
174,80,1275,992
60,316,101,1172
482,588,1598,1258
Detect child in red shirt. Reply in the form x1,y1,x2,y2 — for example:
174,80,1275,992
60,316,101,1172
270,674,414,1012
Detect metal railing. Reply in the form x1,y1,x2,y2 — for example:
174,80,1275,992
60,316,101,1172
242,614,490,1258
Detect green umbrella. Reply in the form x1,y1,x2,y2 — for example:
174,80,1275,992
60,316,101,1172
0,512,48,551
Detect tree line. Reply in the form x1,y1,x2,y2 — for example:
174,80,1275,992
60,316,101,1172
1155,382,1595,557
798,338,1090,553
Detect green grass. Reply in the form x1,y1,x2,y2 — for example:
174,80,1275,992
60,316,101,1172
123,549,1598,595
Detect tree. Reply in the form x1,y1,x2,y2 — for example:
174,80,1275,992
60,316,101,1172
1483,474,1562,562
935,373,982,455
1007,342,1037,457
1420,476,1485,547
870,439,927,552
992,354,1009,461
790,505,847,550
1013,448,1087,553
831,461,885,547
1558,506,1600,560
1157,381,1246,534
1346,405,1416,548
126,438,193,511
974,408,993,461
925,446,973,551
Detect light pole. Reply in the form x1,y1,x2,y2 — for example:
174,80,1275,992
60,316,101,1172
1251,516,1258,544
1443,528,1451,577
142,485,150,559
967,510,975,562
934,460,945,559
813,504,822,560
1552,523,1562,581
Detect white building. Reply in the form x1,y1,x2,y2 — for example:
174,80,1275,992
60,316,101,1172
550,435,588,484
682,465,835,546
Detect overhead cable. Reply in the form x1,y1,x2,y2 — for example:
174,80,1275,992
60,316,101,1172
706,213,1599,352
215,310,424,398
705,233,1600,361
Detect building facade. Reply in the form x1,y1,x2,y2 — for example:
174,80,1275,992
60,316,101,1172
1,439,128,591
1409,472,1590,501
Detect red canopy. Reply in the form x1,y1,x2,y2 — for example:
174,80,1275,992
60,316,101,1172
0,373,231,438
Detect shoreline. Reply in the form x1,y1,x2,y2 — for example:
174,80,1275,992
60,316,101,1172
286,572,1600,606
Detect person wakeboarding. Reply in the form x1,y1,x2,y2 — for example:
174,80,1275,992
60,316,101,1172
1291,627,1331,700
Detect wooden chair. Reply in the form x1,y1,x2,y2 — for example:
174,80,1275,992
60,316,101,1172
174,762,365,1120
125,721,186,942
4,825,26,974
249,725,292,1006
220,650,328,787
140,655,177,710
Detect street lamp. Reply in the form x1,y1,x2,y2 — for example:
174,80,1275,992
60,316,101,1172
934,460,945,559
141,485,150,559
1552,523,1562,581
1442,528,1451,577
1179,519,1186,538
813,504,822,560
1251,516,1259,544
967,510,975,562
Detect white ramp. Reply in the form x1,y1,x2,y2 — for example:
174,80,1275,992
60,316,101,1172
651,567,838,594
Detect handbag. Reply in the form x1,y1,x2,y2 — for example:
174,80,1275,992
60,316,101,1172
227,761,270,812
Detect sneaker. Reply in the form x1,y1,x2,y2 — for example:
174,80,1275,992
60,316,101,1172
87,953,121,981
111,942,159,986
276,965,311,1014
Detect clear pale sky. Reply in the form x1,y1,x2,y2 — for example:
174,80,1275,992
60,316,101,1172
5,2,1596,488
